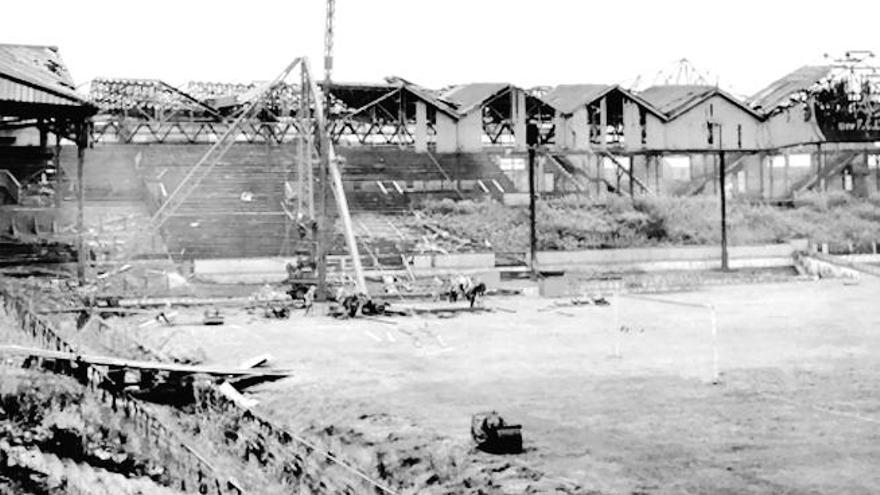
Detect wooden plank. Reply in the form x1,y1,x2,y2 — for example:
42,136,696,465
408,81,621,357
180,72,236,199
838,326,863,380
0,345,293,378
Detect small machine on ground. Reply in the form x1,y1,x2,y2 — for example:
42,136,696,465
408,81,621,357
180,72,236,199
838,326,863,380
470,411,522,454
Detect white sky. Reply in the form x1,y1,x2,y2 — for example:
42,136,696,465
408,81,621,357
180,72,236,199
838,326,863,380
5,0,880,97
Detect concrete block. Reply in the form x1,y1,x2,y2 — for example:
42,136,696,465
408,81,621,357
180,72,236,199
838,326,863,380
433,253,495,269
539,276,569,298
474,270,502,289
503,193,529,206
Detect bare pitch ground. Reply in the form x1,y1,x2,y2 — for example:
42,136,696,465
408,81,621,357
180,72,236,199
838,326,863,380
133,279,880,494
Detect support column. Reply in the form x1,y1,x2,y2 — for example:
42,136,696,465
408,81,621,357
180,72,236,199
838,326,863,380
655,154,663,194
712,153,718,195
599,97,608,147
553,111,566,150
54,125,63,209
688,154,695,185
720,150,729,271
818,144,826,192
39,120,48,149
537,153,545,194
759,153,765,198
513,89,527,152
528,147,537,278
414,101,427,152
783,152,790,195
769,155,775,199
628,157,634,196
76,122,86,285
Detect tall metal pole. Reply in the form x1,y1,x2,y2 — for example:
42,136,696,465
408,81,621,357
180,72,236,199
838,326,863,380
316,0,335,300
718,124,729,271
528,146,538,279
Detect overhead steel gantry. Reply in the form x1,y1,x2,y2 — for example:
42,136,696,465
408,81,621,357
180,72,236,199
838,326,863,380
89,77,310,145
89,75,454,150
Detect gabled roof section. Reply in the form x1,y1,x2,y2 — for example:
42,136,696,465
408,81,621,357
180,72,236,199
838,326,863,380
385,76,460,118
329,78,460,119
0,44,88,107
747,65,833,114
639,84,762,121
541,84,667,119
441,82,511,115
541,84,610,114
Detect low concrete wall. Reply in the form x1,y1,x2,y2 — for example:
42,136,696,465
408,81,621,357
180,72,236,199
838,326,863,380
835,253,880,264
796,253,861,280
193,257,297,284
535,240,807,272
411,252,495,271
194,242,809,283
194,253,499,283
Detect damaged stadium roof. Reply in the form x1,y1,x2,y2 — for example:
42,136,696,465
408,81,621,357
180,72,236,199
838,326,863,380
328,78,460,118
747,65,834,114
639,84,762,121
0,44,94,117
541,84,666,119
441,83,512,115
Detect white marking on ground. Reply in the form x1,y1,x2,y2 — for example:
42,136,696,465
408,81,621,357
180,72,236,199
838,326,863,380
363,330,382,342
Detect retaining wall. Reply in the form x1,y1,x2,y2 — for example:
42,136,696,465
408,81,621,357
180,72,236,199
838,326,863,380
535,240,807,272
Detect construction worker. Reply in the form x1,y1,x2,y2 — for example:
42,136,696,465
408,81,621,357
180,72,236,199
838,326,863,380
303,285,317,315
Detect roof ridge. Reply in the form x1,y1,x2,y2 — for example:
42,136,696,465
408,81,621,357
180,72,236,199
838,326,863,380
0,43,59,51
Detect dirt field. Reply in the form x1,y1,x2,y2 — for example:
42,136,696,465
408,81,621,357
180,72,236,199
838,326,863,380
132,278,880,494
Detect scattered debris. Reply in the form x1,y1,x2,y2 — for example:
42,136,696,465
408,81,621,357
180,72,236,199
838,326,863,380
217,381,259,409
239,354,272,369
0,345,293,380
539,295,612,312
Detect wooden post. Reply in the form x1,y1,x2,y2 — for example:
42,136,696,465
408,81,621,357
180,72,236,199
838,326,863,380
818,144,826,192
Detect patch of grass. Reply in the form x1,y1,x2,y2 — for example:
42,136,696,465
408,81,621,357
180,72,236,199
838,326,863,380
408,194,880,251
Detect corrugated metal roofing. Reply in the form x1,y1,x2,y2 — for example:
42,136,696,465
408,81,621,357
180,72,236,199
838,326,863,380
0,44,86,106
441,82,511,115
639,85,716,116
747,65,833,113
541,84,611,114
